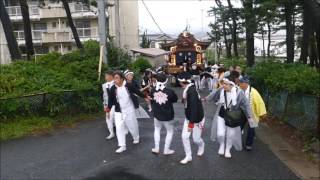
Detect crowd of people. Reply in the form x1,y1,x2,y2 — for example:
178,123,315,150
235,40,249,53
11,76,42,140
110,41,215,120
101,63,267,165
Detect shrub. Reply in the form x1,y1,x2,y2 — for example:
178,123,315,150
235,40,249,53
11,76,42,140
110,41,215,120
107,43,132,70
247,61,320,96
131,57,152,74
36,52,61,63
219,57,247,71
59,50,84,62
84,40,100,58
0,40,132,119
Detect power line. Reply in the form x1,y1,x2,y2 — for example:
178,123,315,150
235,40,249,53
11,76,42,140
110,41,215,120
141,0,165,35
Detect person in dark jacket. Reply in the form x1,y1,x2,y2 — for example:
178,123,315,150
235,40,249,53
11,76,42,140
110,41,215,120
124,69,141,91
141,69,153,111
149,73,178,155
178,72,205,164
106,71,147,153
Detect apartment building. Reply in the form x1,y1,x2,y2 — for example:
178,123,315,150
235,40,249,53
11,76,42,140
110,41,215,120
0,0,139,64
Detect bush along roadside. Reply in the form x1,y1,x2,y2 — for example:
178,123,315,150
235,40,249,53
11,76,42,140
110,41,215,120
0,40,157,141
247,61,320,96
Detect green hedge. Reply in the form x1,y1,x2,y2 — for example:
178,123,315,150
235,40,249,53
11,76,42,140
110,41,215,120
131,57,152,74
247,61,320,96
0,40,136,120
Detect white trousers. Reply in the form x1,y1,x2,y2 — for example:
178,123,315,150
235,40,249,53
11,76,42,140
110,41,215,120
114,108,139,147
181,119,204,157
216,116,243,152
192,75,201,90
106,106,115,135
200,77,212,90
154,118,174,151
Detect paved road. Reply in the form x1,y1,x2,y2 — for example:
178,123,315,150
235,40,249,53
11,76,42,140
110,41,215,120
0,87,300,180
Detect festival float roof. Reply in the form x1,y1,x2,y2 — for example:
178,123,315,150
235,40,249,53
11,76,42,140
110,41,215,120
161,31,211,51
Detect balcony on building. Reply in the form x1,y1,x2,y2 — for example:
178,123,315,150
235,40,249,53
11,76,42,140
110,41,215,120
5,1,97,20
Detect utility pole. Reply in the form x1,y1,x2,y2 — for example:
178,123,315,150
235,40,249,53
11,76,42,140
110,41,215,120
115,0,121,47
214,10,218,64
97,0,107,64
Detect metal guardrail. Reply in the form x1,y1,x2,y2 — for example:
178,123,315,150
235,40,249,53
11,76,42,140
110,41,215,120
0,89,102,120
257,87,319,136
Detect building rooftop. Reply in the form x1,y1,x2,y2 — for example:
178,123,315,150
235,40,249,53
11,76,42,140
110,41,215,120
131,48,170,58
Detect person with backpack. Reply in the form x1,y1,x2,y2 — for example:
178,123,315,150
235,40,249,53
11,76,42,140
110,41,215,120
208,77,252,158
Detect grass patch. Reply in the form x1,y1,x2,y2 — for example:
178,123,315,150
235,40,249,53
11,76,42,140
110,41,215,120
0,112,104,141
0,117,53,141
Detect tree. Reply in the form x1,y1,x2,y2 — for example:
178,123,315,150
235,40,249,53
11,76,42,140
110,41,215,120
256,0,279,57
226,0,239,57
299,1,310,64
299,0,320,67
243,0,256,67
210,0,233,58
0,0,21,59
283,0,296,63
61,0,83,49
19,0,34,60
257,21,266,58
208,22,223,61
140,30,151,48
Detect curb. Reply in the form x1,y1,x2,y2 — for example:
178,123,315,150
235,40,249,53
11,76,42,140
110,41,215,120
256,123,320,180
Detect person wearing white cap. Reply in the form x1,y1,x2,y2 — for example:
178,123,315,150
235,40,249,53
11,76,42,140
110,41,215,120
124,69,140,90
149,73,178,155
106,71,148,153
208,77,252,158
178,72,205,164
190,63,201,90
211,64,219,74
200,69,213,91
102,71,115,140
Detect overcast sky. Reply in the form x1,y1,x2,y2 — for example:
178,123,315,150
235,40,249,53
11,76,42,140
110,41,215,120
138,0,216,35
138,0,242,36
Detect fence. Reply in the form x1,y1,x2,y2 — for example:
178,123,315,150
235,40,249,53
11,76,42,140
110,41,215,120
256,87,319,137
0,89,102,121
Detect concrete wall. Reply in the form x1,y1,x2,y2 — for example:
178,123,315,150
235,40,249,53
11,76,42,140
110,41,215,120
108,0,139,51
0,21,12,64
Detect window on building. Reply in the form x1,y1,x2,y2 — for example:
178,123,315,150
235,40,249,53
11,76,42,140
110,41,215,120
74,2,89,12
33,23,47,30
33,23,47,40
5,0,19,6
52,22,57,28
54,46,59,52
75,20,90,29
34,46,49,54
13,24,24,39
75,20,91,38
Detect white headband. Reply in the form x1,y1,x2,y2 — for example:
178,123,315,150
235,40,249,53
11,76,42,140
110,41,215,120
222,78,235,86
178,78,192,83
124,70,134,77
